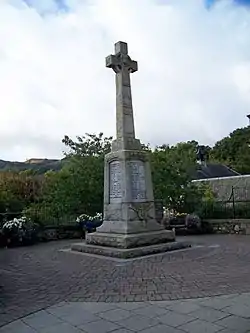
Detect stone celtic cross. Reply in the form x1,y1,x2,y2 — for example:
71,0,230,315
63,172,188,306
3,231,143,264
106,41,138,142
72,40,176,255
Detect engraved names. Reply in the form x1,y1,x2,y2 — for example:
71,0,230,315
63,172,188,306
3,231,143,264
109,160,122,202
128,160,146,200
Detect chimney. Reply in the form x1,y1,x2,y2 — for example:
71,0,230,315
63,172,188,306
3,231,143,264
196,145,207,167
247,114,250,126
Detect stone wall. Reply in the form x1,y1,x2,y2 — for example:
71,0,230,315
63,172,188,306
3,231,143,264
206,219,250,235
38,225,82,241
192,175,250,202
0,225,83,248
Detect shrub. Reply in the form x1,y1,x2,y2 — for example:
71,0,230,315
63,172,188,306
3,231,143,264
1,216,39,247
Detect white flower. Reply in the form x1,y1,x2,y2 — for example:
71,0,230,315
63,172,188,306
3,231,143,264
76,213,91,223
93,212,103,221
3,216,30,230
76,212,103,223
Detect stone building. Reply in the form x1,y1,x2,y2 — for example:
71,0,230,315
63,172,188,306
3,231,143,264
191,145,250,202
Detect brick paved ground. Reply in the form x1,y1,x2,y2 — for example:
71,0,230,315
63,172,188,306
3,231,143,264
1,235,250,327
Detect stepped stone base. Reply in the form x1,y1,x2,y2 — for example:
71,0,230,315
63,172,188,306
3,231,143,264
86,230,175,248
71,230,191,259
71,239,191,259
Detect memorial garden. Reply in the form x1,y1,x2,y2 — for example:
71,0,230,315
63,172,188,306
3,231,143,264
0,41,250,249
1,41,250,333
0,125,250,247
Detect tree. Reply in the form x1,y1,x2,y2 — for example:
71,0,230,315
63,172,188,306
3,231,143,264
27,133,113,224
0,171,45,223
151,142,204,212
210,126,250,174
28,134,206,221
62,132,112,157
60,132,113,215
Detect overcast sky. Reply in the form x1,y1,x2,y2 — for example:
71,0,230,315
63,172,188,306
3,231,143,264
1,0,250,161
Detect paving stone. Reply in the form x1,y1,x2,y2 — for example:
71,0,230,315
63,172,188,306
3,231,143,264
0,320,37,333
193,307,229,322
216,294,239,300
149,301,174,308
98,308,131,322
134,304,169,318
117,302,147,310
63,310,98,326
118,314,160,331
47,303,98,325
140,324,184,333
112,328,134,333
79,319,120,333
40,322,83,333
199,297,236,310
215,314,250,332
166,301,201,314
223,303,250,318
47,301,68,309
76,302,117,314
158,311,196,327
230,294,250,306
179,318,223,333
22,310,63,330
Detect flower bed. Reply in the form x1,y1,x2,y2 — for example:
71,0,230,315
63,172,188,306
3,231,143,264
76,212,103,233
163,211,203,234
0,212,103,248
1,216,38,247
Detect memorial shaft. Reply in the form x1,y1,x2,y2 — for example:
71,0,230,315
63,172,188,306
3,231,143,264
115,67,135,139
106,41,138,146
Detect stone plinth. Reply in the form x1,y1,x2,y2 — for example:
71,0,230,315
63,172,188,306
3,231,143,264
72,240,191,259
86,147,175,249
87,230,175,249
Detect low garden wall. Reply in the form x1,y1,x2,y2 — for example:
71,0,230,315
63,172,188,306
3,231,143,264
164,215,250,235
0,224,82,248
205,219,250,235
37,225,83,241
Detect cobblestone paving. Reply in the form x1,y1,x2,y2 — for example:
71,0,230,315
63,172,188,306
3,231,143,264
1,235,250,327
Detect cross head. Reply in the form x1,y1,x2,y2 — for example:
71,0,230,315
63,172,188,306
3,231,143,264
106,41,138,74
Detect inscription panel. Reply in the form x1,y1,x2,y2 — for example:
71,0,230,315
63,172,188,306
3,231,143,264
128,160,146,200
109,161,122,202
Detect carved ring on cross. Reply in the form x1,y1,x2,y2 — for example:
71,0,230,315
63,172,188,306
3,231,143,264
114,54,135,73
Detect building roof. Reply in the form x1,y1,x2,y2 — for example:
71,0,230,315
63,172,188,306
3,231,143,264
191,163,240,180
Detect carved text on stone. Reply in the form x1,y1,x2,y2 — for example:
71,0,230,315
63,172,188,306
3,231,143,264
128,160,146,200
109,160,122,202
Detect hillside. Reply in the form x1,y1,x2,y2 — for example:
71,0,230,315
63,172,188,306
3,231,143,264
0,158,63,174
